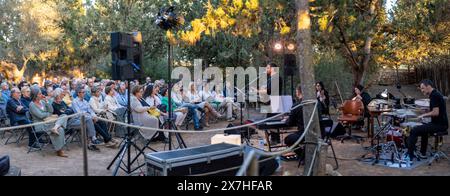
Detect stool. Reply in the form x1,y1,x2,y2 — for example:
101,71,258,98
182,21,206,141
428,131,449,166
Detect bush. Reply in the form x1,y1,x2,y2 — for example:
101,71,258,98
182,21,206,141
314,49,354,100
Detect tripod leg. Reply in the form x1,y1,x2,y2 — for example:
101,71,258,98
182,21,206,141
112,143,129,176
107,142,127,170
130,142,148,166
175,133,187,148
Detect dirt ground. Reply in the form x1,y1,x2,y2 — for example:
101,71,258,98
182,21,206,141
0,85,449,176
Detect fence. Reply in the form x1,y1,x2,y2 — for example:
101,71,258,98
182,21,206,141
415,57,450,96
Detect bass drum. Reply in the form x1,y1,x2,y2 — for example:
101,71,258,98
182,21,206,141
386,128,403,148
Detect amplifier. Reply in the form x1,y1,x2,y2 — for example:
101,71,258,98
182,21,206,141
145,143,243,176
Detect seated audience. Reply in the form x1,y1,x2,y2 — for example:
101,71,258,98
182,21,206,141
28,87,68,157
6,88,38,148
130,85,160,141
72,87,117,148
160,87,187,130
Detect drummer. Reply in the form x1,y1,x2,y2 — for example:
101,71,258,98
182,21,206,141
406,79,448,161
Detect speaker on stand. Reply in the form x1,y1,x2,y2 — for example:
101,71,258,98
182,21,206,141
111,32,143,81
284,54,297,98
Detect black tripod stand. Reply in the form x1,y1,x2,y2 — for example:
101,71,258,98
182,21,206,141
166,42,187,150
107,80,148,176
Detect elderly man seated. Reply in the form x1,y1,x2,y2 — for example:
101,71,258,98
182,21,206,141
72,86,118,148
6,88,40,148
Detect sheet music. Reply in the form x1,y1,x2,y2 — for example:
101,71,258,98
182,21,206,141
270,96,293,113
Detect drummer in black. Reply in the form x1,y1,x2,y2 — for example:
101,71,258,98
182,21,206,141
407,79,448,160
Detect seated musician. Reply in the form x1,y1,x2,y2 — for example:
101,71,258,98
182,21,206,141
315,81,330,116
406,79,448,161
283,85,305,161
353,84,372,129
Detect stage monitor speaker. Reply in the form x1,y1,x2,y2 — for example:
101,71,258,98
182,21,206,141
284,54,297,76
111,32,143,81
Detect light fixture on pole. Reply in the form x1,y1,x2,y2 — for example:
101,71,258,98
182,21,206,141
155,6,187,150
272,40,297,96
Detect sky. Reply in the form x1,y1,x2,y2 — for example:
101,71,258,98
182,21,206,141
386,0,397,12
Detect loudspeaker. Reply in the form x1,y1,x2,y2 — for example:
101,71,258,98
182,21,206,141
284,54,297,76
111,32,143,81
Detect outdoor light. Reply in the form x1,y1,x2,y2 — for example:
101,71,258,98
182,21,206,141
274,42,283,52
287,43,296,51
155,6,183,30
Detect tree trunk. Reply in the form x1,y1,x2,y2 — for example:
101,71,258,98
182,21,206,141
296,0,323,176
353,67,364,87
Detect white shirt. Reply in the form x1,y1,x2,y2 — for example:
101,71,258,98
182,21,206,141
104,95,122,111
89,96,105,114
186,91,201,103
145,96,161,107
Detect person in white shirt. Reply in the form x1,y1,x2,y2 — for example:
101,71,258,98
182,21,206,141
72,87,117,147
210,86,237,122
186,82,222,127
89,86,106,115
104,86,123,112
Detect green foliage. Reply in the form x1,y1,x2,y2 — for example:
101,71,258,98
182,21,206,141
314,48,354,99
384,0,450,68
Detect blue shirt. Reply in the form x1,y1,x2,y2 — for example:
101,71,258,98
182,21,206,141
115,90,128,107
72,98,97,119
1,90,11,102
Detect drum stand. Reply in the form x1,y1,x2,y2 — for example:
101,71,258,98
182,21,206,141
363,117,405,166
367,121,411,167
370,122,391,165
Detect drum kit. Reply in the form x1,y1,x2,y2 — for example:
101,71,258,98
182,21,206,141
365,99,428,167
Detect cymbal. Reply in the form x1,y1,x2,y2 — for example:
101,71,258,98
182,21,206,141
382,109,418,118
369,99,395,107
415,99,430,108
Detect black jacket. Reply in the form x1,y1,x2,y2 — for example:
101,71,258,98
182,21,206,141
287,101,304,132
6,98,29,125
52,101,75,116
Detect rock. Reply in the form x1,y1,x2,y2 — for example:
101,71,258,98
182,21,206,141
326,164,342,176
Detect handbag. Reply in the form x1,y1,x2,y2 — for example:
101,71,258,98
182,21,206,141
148,108,161,118
44,115,59,122
0,155,10,176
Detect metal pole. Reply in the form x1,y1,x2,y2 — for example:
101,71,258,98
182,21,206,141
168,42,173,150
237,150,259,176
127,80,132,173
248,155,259,176
80,114,88,176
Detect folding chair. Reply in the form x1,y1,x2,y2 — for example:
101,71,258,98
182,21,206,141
0,115,9,140
27,127,51,154
26,113,51,154
4,122,28,146
65,127,82,149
